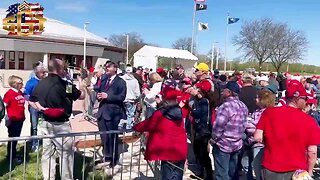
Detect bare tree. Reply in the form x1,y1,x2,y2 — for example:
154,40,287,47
269,24,308,73
172,37,193,52
106,32,146,62
233,18,308,73
233,18,275,73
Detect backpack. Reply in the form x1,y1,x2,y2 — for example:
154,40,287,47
0,96,5,121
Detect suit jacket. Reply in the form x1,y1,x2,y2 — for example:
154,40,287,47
97,75,127,122
94,74,108,92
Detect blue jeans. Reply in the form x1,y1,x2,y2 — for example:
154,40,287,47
124,102,136,129
160,160,185,180
241,146,264,180
29,106,39,147
213,145,240,180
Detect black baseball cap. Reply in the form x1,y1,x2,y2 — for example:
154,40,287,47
137,66,143,71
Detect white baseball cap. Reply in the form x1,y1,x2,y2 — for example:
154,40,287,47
126,67,133,73
257,76,269,82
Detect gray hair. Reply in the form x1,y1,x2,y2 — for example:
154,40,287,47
96,66,105,74
34,62,46,72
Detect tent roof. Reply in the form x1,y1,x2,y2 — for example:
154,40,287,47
134,45,198,61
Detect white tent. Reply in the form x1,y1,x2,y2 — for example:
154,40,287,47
133,45,198,72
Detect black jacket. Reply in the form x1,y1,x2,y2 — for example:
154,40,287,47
93,74,108,92
30,74,81,122
190,98,212,140
96,75,127,121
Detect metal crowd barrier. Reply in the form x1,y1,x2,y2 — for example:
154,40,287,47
0,130,158,180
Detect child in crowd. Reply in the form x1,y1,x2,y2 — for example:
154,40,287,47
3,75,25,164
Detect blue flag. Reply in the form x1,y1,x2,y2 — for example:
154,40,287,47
228,17,240,24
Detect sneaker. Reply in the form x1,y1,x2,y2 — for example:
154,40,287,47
124,132,133,136
105,164,122,176
95,162,110,170
31,145,39,152
14,157,23,165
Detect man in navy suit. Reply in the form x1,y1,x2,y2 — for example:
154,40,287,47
96,61,127,173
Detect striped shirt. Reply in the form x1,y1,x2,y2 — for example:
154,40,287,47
245,108,265,148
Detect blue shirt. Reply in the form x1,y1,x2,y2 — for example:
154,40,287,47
24,77,40,100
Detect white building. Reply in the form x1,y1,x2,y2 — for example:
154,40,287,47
0,8,125,70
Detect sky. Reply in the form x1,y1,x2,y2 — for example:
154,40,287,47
1,0,320,65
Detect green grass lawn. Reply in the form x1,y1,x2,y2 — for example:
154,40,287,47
0,144,111,180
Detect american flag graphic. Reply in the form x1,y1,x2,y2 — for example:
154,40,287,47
4,1,45,35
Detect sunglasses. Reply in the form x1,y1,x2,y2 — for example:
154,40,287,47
299,96,308,101
195,69,200,72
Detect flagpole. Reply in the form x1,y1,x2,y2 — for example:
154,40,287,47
224,13,229,72
211,43,214,71
195,20,199,56
191,3,196,54
216,48,220,69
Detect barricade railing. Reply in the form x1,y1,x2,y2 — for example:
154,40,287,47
0,130,157,180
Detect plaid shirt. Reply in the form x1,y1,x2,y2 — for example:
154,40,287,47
211,96,248,153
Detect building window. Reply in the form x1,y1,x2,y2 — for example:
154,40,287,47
9,51,15,69
18,52,24,70
9,51,14,60
0,51,5,69
0,51,4,59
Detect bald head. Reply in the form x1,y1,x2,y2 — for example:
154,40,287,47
48,58,65,77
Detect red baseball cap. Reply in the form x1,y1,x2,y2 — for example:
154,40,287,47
89,67,95,73
43,108,65,118
286,80,308,98
195,80,212,92
156,68,165,74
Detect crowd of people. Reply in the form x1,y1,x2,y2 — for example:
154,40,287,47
128,62,320,180
2,58,320,180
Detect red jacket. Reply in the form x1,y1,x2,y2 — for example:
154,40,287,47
133,105,188,161
177,91,191,119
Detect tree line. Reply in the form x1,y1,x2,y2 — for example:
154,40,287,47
106,18,316,74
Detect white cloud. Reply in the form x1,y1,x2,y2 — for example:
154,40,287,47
55,3,89,13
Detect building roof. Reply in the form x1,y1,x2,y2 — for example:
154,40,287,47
0,8,112,47
134,45,198,61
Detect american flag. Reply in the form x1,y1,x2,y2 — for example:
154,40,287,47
5,2,45,35
6,3,20,18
